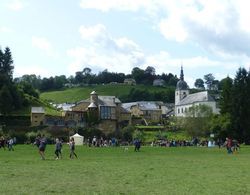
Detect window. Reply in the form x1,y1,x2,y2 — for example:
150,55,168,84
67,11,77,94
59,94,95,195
181,108,183,113
100,106,111,119
178,108,180,114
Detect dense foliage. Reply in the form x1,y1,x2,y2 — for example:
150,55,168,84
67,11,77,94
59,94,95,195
215,68,250,143
14,66,179,92
0,47,40,115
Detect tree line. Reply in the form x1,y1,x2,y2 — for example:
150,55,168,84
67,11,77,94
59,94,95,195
14,66,179,92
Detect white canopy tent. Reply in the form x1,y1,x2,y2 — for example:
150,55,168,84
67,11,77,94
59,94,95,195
70,133,84,145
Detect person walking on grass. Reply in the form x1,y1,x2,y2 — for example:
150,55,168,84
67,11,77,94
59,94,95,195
55,138,62,160
8,137,14,151
0,136,6,150
134,138,141,152
39,134,47,160
69,137,77,159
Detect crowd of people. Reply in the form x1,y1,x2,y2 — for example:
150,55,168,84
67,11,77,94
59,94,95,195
87,136,118,147
1,133,241,160
152,137,240,154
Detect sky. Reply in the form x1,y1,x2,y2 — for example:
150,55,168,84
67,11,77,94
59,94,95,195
1,0,250,87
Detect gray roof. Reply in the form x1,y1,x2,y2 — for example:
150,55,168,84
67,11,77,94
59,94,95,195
177,91,215,106
76,95,121,107
90,91,97,95
31,107,45,113
176,80,188,90
88,102,97,108
98,96,121,106
122,101,163,111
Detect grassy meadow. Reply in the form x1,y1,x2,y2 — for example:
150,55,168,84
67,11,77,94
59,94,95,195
40,85,173,103
1,145,250,194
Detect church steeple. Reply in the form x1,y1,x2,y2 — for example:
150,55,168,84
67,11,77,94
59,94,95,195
180,66,184,81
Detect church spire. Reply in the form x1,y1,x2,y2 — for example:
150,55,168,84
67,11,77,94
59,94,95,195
180,65,184,81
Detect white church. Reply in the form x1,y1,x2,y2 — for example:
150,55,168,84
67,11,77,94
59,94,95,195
175,67,220,117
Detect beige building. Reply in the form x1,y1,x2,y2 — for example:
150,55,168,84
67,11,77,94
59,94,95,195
31,107,45,126
124,78,136,85
122,101,166,124
71,91,130,134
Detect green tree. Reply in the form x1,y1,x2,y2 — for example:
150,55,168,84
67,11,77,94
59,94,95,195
231,68,250,143
121,125,135,142
204,73,215,90
219,76,233,114
209,113,231,139
0,85,13,115
194,78,205,89
131,67,145,84
181,104,213,137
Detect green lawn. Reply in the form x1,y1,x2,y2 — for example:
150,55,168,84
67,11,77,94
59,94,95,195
40,85,173,103
0,145,250,194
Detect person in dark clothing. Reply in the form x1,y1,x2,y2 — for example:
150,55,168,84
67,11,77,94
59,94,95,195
0,136,6,150
39,135,47,160
55,138,62,160
34,135,41,148
69,137,77,159
134,139,141,152
225,137,232,154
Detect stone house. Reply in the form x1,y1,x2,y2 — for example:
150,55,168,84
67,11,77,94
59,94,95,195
71,91,130,134
122,101,166,124
31,107,45,126
124,78,136,85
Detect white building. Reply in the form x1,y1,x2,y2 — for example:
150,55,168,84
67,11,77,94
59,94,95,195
175,67,220,117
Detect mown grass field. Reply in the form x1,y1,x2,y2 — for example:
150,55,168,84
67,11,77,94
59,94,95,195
40,85,173,103
1,145,250,194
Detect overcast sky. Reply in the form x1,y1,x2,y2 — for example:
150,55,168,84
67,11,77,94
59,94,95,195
1,0,250,87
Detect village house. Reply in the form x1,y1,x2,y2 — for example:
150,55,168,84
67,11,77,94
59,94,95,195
31,107,45,126
124,78,136,85
122,101,166,125
70,91,130,134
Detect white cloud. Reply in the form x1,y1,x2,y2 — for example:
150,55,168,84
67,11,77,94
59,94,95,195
68,24,238,87
79,1,250,58
32,36,57,57
67,24,145,75
14,64,50,78
79,0,156,13
0,27,12,33
79,24,108,42
7,0,25,11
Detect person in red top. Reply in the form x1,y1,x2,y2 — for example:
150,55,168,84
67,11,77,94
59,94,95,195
226,137,232,154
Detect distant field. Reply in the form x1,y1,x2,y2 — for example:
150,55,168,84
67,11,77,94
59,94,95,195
1,145,250,194
40,85,171,103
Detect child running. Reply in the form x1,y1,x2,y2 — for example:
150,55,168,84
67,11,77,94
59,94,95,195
69,137,77,159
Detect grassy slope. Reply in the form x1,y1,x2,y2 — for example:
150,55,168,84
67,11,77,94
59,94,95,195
40,85,171,103
10,95,61,116
1,145,250,194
